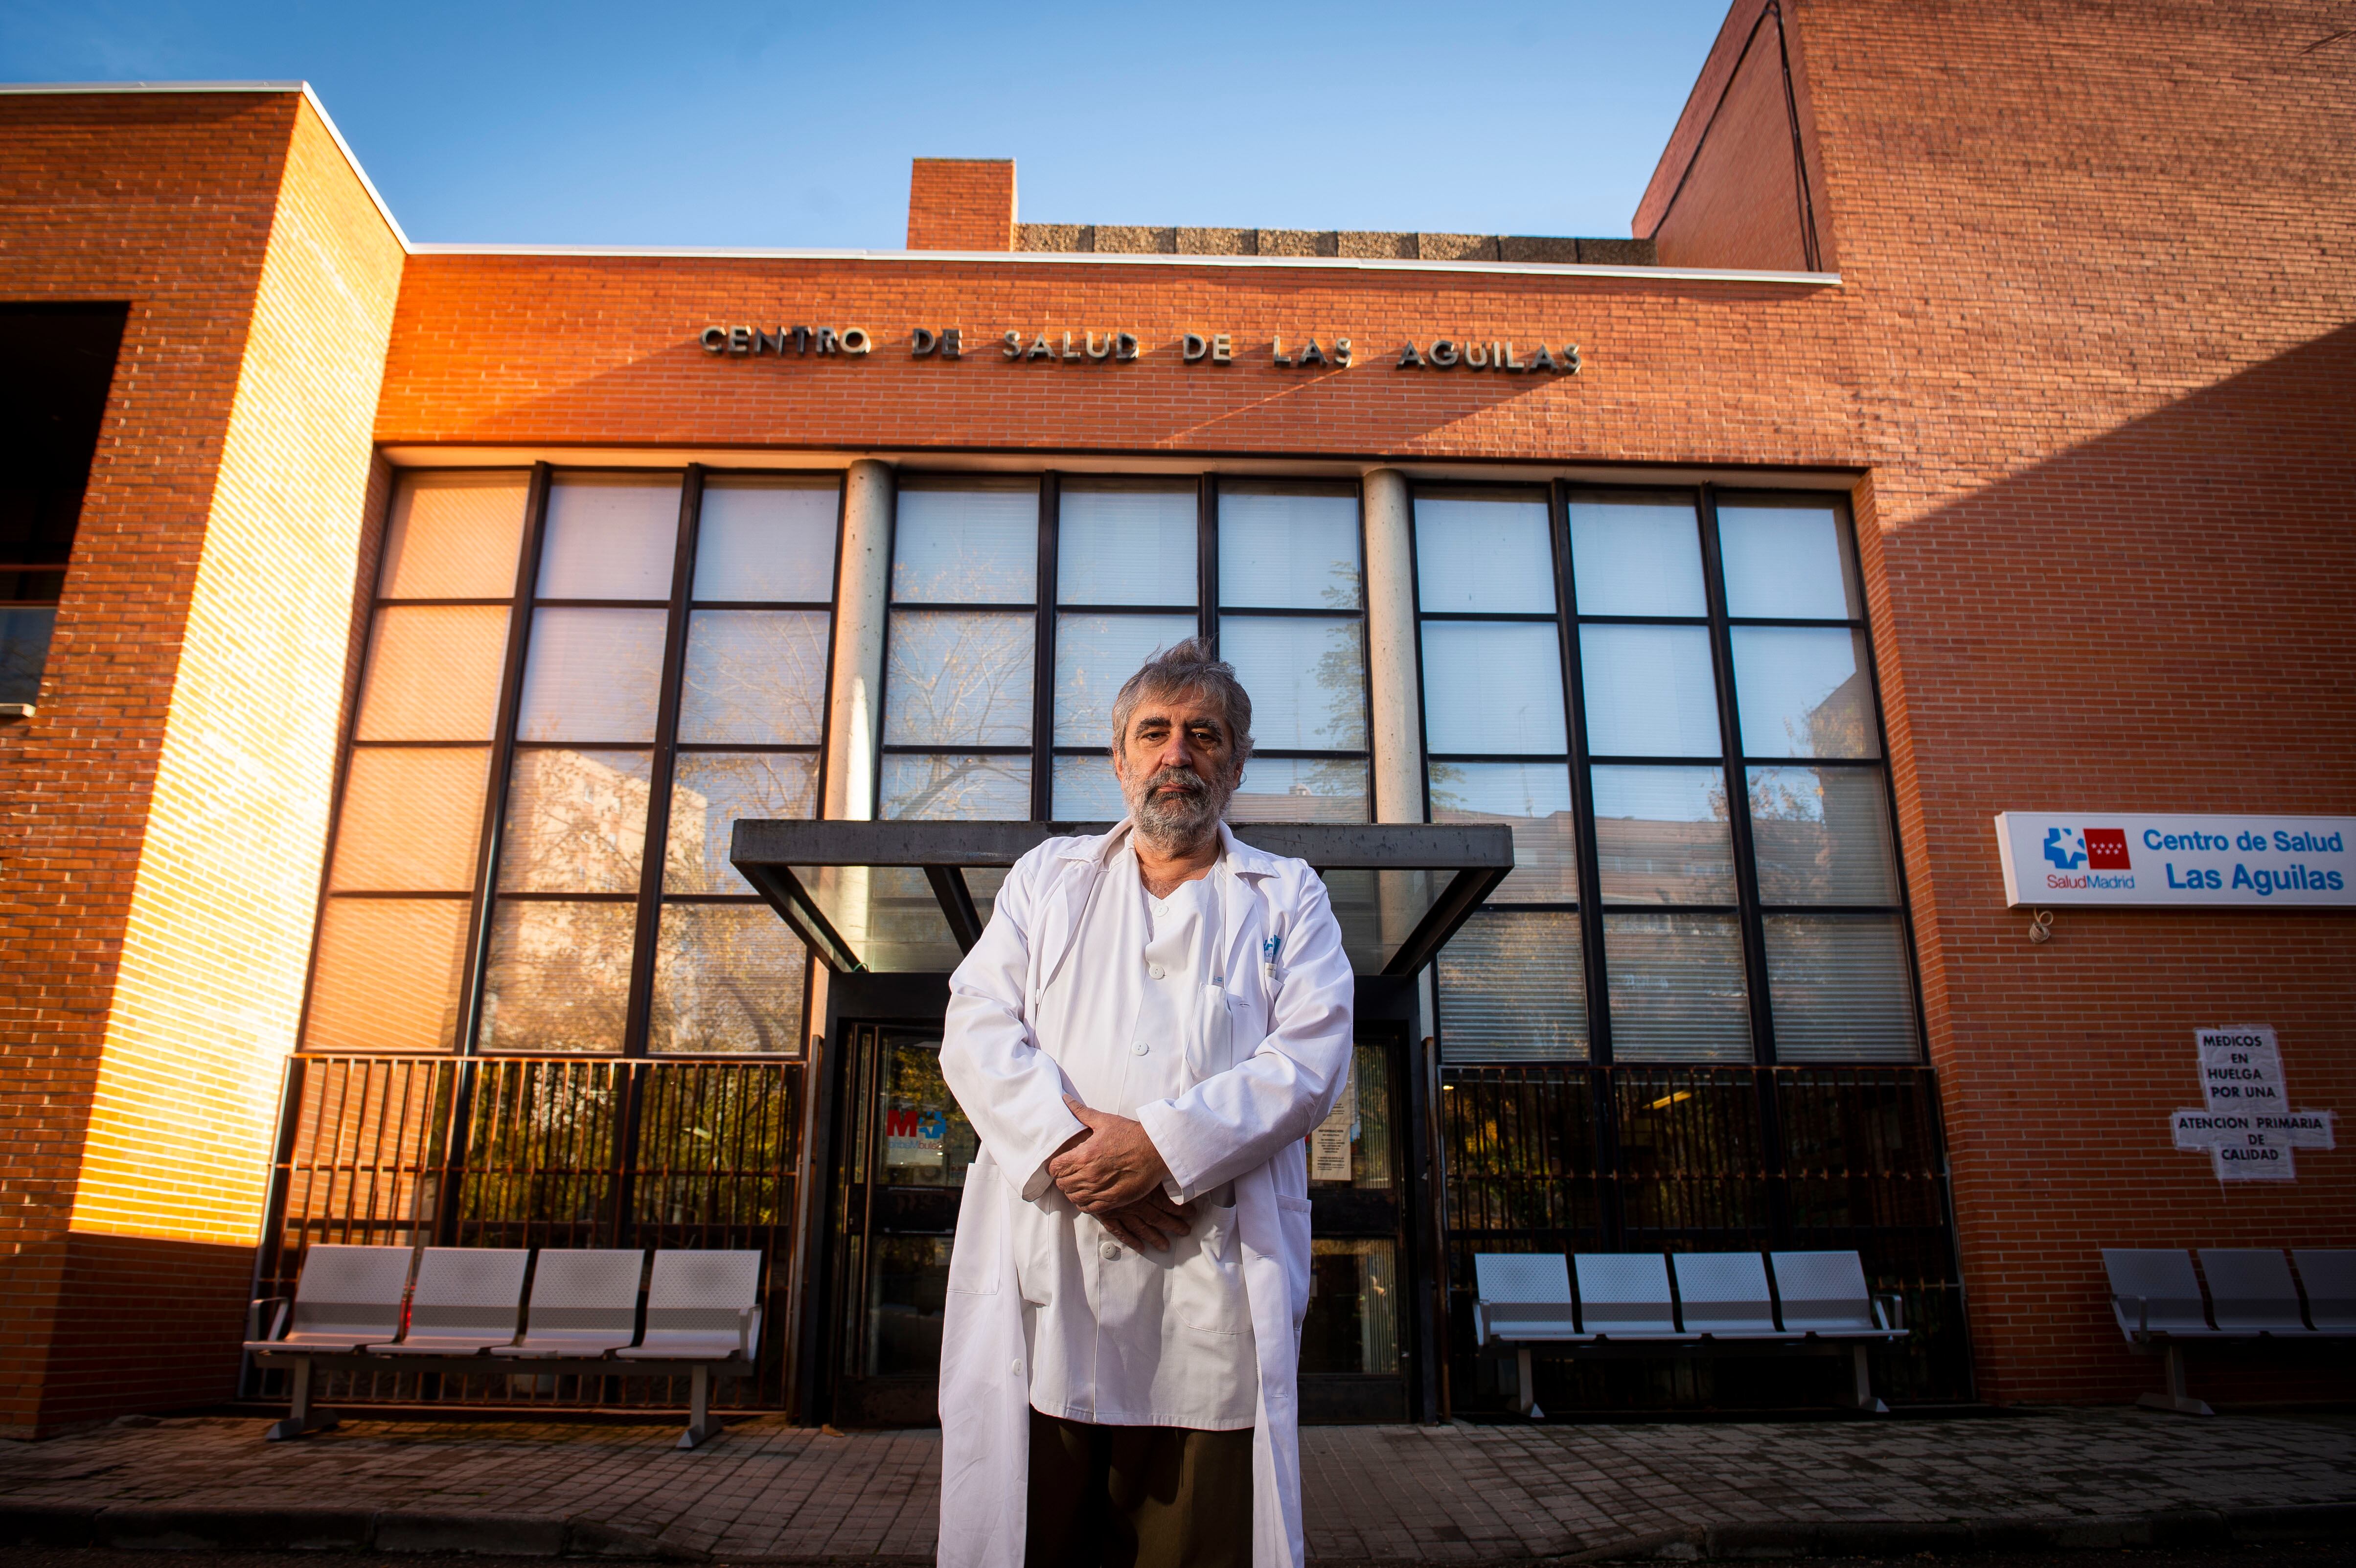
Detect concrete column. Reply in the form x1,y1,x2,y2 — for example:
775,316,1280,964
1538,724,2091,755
824,459,893,823
811,459,893,1023
1362,467,1422,823
1362,467,1437,1044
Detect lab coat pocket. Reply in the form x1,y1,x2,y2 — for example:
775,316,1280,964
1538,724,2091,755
1169,1204,1249,1335
945,1182,1002,1296
1274,1193,1314,1331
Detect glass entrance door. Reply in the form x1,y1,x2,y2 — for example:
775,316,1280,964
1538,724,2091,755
1299,1027,1415,1420
822,1016,1423,1426
827,1022,977,1425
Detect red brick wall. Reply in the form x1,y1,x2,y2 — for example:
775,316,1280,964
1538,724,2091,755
3,0,2351,1422
1643,0,1816,271
1778,0,2356,1405
372,0,2356,1407
906,159,1016,251
0,90,403,1433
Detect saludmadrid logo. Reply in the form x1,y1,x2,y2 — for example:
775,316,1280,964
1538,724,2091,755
2043,825,2134,890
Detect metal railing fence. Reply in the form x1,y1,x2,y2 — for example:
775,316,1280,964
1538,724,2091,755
1436,1063,1969,1410
250,1054,804,1410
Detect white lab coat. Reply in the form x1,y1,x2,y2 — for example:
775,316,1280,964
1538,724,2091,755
936,820,1355,1568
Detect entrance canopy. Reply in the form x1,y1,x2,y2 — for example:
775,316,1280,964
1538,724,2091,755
730,820,1512,976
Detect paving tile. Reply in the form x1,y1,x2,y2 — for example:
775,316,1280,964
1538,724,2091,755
0,1409,2347,1559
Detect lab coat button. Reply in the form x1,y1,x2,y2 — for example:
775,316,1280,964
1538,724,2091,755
1130,1042,1149,1055
1147,963,1167,979
1011,1358,1024,1375
1100,1241,1122,1261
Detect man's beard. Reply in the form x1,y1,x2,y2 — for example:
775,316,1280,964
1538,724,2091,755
1122,764,1234,852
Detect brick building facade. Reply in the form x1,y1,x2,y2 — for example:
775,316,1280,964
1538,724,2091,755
1,0,2351,1436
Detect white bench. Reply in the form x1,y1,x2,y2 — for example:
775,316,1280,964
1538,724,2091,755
2102,1246,2355,1415
248,1245,762,1448
1472,1249,1907,1416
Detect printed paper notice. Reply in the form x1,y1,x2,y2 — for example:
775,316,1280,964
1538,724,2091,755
1309,1075,1357,1182
2169,1027,2335,1182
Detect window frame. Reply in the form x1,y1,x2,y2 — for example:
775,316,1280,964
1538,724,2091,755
871,471,1376,827
300,462,846,1060
1423,479,1924,1068
1212,476,1375,821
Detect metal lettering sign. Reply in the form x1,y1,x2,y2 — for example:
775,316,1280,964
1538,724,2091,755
698,325,1584,374
1993,812,2355,908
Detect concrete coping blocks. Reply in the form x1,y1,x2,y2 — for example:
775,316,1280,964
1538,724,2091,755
1013,224,1656,265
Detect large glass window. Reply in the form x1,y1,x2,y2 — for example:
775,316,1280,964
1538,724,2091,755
1052,479,1197,818
1430,486,1915,1066
1218,482,1369,822
878,475,1371,827
305,468,839,1057
882,479,1037,821
1416,488,1584,1061
311,471,526,1053
654,477,837,1053
1720,498,1912,1062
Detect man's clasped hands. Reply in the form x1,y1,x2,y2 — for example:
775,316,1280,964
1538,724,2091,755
1047,1096,1195,1252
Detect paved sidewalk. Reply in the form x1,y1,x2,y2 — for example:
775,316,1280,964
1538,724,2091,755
0,1408,2349,1563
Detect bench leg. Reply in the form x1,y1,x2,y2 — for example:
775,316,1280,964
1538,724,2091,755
1849,1344,1888,1415
2135,1342,2213,1417
264,1358,340,1441
1514,1346,1544,1420
677,1363,726,1450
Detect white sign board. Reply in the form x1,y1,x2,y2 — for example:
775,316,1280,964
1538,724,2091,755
2168,1027,2335,1182
1994,813,2354,908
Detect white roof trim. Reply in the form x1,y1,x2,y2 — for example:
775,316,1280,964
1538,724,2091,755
408,241,1837,286
0,80,410,250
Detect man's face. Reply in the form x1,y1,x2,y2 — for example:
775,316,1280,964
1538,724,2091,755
1114,689,1240,844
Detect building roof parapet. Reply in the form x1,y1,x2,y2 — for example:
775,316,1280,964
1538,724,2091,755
402,241,1828,285
1016,223,1657,267
0,79,412,251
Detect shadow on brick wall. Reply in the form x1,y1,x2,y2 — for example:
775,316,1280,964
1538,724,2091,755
1875,321,2356,1407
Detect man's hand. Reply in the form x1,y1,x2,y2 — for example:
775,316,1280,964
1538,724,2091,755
1097,1187,1193,1252
1049,1096,1174,1213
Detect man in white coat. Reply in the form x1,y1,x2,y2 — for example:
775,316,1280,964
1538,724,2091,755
936,637,1354,1568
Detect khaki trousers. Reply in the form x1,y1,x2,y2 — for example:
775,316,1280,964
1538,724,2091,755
1024,1409,1253,1568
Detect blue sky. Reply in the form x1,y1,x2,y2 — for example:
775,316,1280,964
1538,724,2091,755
2,1,1732,249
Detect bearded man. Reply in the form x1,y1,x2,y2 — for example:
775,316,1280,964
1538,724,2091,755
935,637,1354,1568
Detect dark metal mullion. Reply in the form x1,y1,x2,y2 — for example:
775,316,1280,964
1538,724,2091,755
887,600,1036,614
1031,473,1058,819
1697,484,1791,1250
1573,613,1711,627
1554,479,1621,1250
1213,604,1363,620
1696,487,1775,1065
680,600,835,612
1725,615,1869,630
621,465,704,1060
1553,481,1612,1066
1197,477,1217,646
673,744,824,755
459,461,553,1055
1351,478,1375,818
1416,611,1560,624
348,738,501,750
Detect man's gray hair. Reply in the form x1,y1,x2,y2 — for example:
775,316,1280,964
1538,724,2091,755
1107,636,1255,770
